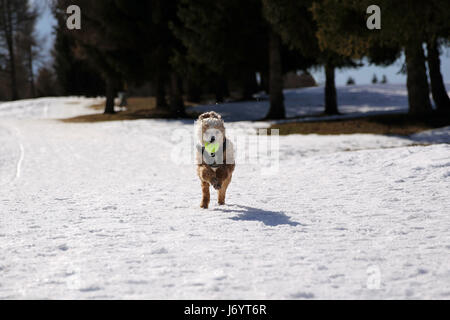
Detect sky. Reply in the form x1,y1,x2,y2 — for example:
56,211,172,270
35,1,55,64
36,5,450,86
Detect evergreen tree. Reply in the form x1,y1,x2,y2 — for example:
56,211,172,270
52,7,104,96
171,51,229,103
265,30,285,119
106,0,185,114
263,0,358,115
16,11,40,98
55,0,186,115
35,66,58,97
113,1,170,109
173,0,268,102
422,1,450,112
426,38,450,112
0,0,38,100
174,0,318,119
311,0,450,114
55,0,125,113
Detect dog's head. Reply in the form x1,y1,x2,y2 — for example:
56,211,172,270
196,111,225,145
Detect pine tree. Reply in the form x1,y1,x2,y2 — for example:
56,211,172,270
35,66,57,97
427,38,450,112
265,30,285,119
422,1,450,112
61,0,186,115
173,0,268,102
0,0,37,100
52,11,105,97
311,0,449,115
15,10,40,98
263,0,358,115
54,0,125,113
109,0,185,114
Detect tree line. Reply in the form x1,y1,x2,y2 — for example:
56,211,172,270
312,0,450,115
0,0,43,100
2,1,449,119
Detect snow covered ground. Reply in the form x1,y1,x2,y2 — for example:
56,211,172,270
0,84,449,299
192,83,450,122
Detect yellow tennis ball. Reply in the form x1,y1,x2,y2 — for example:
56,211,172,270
205,142,220,154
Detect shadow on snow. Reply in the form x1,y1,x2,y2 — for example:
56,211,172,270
215,204,303,227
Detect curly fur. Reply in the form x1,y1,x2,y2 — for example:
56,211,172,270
196,111,235,209
195,111,224,143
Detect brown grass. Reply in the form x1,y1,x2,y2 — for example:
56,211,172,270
63,98,450,137
272,113,450,136
62,97,199,123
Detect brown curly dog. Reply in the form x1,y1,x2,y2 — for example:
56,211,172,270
195,111,235,209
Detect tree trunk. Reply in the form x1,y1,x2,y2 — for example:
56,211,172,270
324,61,338,115
426,38,450,112
265,31,285,119
214,76,228,103
3,1,19,100
186,80,201,103
104,78,116,114
405,41,433,115
169,72,185,117
27,44,36,98
260,70,270,94
242,71,258,100
155,73,168,109
7,42,19,100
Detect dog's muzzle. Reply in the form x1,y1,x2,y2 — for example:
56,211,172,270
200,139,227,167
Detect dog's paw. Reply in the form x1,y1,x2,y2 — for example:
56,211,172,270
200,202,209,209
210,178,221,190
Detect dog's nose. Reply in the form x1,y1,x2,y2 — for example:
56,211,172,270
210,136,216,143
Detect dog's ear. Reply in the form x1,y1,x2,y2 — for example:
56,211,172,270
211,112,222,120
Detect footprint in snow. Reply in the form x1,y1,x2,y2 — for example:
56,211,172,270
151,248,168,255
291,292,315,299
102,206,117,211
79,286,101,292
58,244,69,251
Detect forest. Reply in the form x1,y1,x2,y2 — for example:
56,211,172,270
1,0,449,119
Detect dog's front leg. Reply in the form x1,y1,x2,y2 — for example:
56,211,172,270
200,181,210,209
199,165,220,189
216,164,234,205
218,176,231,205
198,165,215,208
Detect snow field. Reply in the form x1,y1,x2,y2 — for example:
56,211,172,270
0,84,449,299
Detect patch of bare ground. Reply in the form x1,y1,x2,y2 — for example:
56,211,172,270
272,113,450,136
62,97,199,123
